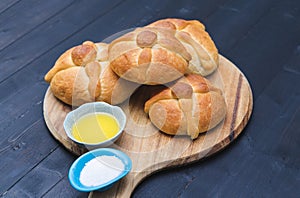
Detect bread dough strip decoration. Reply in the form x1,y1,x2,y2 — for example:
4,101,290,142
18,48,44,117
44,41,138,106
144,74,226,139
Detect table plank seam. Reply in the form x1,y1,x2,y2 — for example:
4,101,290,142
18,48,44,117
226,4,275,54
40,174,68,198
0,0,21,16
0,0,76,53
202,0,231,20
1,145,60,195
0,0,127,85
0,117,43,154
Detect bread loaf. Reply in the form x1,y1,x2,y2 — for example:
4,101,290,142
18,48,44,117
144,74,226,139
45,42,138,106
148,18,219,76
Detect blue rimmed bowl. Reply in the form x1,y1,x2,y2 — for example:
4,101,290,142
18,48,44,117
63,102,126,148
68,148,132,192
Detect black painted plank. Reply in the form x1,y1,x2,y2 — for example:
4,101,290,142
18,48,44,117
67,0,229,42
227,0,300,98
0,0,123,83
0,82,47,148
42,176,87,198
3,147,80,197
0,0,20,14
181,153,299,197
0,0,75,51
0,119,58,195
245,70,300,165
283,45,300,75
204,0,276,53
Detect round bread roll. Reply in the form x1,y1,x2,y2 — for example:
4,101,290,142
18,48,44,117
44,41,107,83
46,42,138,106
108,26,191,85
148,18,219,76
144,74,226,139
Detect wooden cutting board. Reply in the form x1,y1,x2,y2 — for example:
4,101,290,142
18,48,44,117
43,55,253,198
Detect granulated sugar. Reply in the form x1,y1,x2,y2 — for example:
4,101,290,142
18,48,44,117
80,155,125,187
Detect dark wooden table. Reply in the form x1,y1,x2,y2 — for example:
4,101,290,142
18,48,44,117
1,0,299,197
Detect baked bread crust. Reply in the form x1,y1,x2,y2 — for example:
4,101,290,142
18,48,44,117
144,74,226,139
108,27,190,85
44,41,101,83
46,42,138,106
148,18,219,76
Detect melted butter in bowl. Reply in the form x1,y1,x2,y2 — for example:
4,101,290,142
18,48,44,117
72,113,120,144
64,102,126,148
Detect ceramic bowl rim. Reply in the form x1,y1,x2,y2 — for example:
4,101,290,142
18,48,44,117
68,148,132,192
63,102,126,147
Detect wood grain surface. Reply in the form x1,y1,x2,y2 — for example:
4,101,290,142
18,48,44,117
43,55,252,197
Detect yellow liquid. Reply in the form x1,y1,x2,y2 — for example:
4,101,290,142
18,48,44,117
72,113,120,144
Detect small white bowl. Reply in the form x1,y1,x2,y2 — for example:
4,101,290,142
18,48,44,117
63,102,126,148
